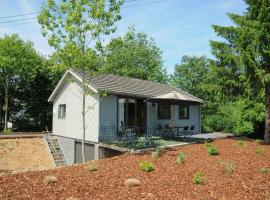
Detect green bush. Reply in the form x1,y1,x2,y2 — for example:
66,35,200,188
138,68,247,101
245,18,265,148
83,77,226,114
87,163,98,172
225,162,234,175
151,148,160,159
202,98,264,135
255,148,265,155
193,172,203,185
140,161,155,172
1,128,13,133
205,143,219,156
176,152,186,164
236,140,245,148
258,168,270,174
207,145,219,155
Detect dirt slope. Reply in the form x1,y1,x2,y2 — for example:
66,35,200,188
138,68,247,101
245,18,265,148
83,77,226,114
0,138,55,172
0,138,269,200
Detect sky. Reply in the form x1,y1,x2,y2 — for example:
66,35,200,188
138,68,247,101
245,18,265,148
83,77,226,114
0,0,247,73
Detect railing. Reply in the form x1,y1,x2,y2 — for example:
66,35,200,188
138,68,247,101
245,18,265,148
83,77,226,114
99,124,197,143
99,125,161,142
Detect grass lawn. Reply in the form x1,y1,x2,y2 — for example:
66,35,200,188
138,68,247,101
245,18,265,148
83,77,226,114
1,138,269,200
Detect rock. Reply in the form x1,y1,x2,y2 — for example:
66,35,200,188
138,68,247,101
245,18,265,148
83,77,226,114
124,178,141,188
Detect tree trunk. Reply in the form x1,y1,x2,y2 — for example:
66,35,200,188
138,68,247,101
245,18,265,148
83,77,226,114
82,70,86,163
3,80,8,132
264,84,270,143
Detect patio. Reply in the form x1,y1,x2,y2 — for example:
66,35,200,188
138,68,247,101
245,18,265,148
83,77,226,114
99,126,223,150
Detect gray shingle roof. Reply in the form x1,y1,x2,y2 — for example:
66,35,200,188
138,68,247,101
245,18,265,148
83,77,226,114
71,69,203,103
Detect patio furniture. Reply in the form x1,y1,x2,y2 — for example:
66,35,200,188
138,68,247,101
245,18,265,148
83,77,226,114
188,125,195,135
177,125,189,136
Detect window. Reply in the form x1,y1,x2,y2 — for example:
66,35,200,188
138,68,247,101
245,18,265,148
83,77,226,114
158,103,171,120
179,105,189,119
58,104,66,119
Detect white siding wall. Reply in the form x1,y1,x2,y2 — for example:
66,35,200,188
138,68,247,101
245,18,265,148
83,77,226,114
52,78,100,142
146,102,201,133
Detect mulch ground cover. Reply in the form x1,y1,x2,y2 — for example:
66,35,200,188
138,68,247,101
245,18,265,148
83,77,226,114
0,138,269,200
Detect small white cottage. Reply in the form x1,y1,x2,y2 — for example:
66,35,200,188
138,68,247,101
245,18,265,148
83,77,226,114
48,69,203,164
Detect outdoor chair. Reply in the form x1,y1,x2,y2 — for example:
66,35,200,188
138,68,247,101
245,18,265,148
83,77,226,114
188,125,195,135
163,124,173,138
178,126,189,135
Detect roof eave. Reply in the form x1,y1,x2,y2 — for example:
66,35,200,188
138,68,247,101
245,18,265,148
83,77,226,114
48,69,98,102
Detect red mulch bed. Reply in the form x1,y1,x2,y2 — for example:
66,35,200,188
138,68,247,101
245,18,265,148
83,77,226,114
0,138,269,200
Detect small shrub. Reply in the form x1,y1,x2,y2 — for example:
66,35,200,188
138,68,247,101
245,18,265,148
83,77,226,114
176,152,186,164
43,175,57,185
193,172,203,185
255,139,263,144
140,161,155,172
124,178,141,188
236,140,245,148
258,168,270,174
255,148,265,155
151,148,160,159
204,141,211,148
206,144,219,156
87,163,98,172
225,161,234,175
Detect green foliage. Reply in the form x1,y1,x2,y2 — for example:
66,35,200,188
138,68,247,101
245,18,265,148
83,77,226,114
151,147,160,159
193,172,203,185
140,161,155,172
210,1,270,142
225,161,234,176
0,34,45,131
205,143,219,156
1,128,12,133
255,139,264,144
176,152,186,164
255,147,265,156
202,98,264,135
38,0,124,76
100,27,167,82
87,163,98,172
236,140,245,148
258,168,270,174
171,55,212,98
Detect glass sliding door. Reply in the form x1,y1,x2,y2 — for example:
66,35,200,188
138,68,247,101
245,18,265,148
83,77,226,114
127,99,136,126
118,97,146,133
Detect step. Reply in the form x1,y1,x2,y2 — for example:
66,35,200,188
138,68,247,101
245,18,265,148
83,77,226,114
46,136,67,166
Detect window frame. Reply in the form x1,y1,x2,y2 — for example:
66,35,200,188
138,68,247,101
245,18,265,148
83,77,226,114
58,104,66,119
178,105,189,120
157,102,171,120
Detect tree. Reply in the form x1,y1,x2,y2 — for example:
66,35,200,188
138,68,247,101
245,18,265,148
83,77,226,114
100,27,167,82
0,34,42,131
49,44,102,76
171,56,211,98
38,0,124,162
211,0,270,143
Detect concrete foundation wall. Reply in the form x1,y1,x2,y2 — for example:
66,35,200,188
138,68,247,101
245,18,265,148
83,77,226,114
56,135,101,164
57,136,75,164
